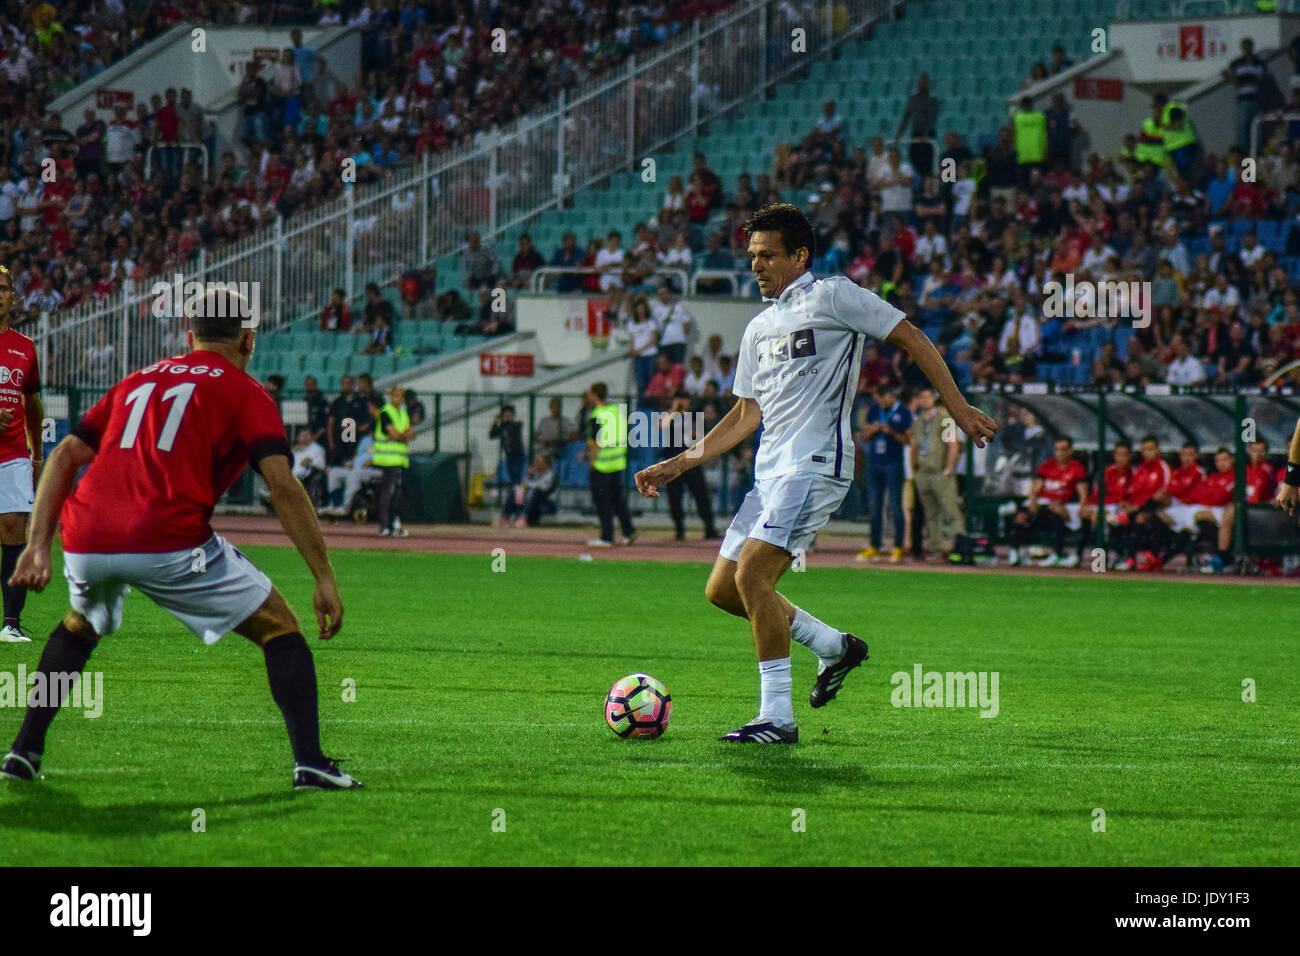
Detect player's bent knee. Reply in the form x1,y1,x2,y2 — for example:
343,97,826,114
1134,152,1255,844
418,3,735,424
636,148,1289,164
235,589,300,646
61,610,100,643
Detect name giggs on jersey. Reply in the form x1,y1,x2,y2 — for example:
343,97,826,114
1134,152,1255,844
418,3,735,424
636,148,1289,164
137,361,227,378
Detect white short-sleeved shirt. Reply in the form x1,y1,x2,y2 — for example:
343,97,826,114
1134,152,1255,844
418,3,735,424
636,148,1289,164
733,272,904,480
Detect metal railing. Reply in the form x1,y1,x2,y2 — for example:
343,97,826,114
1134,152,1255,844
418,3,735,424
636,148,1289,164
144,141,210,180
529,267,691,294
38,0,904,389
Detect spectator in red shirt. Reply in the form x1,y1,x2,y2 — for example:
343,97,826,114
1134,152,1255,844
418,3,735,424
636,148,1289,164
1009,436,1088,567
156,87,181,182
1245,441,1276,503
684,172,712,224
1189,448,1237,573
507,233,544,289
644,353,686,410
320,287,352,332
1152,441,1207,569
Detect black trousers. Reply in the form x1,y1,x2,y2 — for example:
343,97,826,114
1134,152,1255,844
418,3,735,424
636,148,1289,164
376,466,404,530
666,466,717,537
590,468,634,542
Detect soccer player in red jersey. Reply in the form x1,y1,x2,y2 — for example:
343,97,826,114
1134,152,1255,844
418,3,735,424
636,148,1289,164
0,289,360,789
1153,441,1207,569
1123,435,1173,571
0,266,45,644
1078,440,1134,569
1008,436,1087,567
1192,448,1236,574
1245,441,1276,503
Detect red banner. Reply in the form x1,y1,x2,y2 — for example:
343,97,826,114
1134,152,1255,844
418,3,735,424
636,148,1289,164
1073,77,1123,101
479,353,534,377
96,89,134,110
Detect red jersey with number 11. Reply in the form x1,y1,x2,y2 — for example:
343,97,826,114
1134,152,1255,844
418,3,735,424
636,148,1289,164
0,326,40,464
60,351,289,553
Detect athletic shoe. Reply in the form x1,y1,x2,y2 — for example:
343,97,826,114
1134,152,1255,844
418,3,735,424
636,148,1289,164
391,526,410,538
855,546,879,561
810,634,869,708
718,718,798,744
889,547,903,563
0,750,40,781
621,532,638,545
1060,553,1080,568
379,527,392,537
293,759,364,790
1136,550,1162,572
1114,557,1136,571
1201,556,1224,575
1007,546,1021,566
586,538,613,547
1037,553,1061,568
0,623,31,643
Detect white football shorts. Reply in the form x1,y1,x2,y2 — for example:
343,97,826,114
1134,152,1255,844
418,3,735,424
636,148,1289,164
0,457,34,514
720,472,852,562
63,534,272,644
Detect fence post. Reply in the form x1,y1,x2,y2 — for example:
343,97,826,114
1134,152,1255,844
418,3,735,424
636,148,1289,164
434,392,441,452
120,289,131,378
555,88,567,211
690,20,701,134
273,215,283,329
345,187,356,303
489,142,499,239
1095,391,1107,551
627,54,637,168
1233,391,1247,562
421,150,430,264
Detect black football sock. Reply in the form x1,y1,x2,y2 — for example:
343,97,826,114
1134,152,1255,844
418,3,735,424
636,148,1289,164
1,542,27,626
1163,530,1191,563
1194,520,1218,555
1217,549,1234,566
263,632,326,766
1077,519,1093,556
12,624,97,756
1049,512,1067,556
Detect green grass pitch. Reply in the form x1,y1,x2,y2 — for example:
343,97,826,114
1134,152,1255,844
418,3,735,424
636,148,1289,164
1,546,1296,866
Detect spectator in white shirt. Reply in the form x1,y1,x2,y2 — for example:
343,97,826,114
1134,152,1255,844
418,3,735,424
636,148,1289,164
682,355,709,396
1080,234,1118,276
1239,231,1266,267
1165,337,1206,385
658,231,693,272
292,428,328,481
594,232,625,291
1202,273,1241,315
872,146,915,216
914,218,949,267
999,293,1042,358
650,281,693,365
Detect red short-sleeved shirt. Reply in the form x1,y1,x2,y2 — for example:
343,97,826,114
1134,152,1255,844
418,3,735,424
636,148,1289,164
1034,457,1087,504
1194,470,1234,507
1127,458,1171,508
1246,462,1276,504
61,350,289,553
1084,464,1131,505
1168,463,1205,504
0,327,40,465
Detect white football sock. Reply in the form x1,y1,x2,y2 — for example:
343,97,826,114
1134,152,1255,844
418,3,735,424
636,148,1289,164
758,657,795,729
790,606,847,669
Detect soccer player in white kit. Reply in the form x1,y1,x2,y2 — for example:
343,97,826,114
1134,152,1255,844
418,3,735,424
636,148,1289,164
635,204,996,742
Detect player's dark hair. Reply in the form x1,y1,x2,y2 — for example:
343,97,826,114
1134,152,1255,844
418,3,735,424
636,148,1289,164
591,382,608,401
1182,441,1197,450
744,203,815,263
501,404,516,415
1140,434,1158,445
1215,446,1230,456
1114,439,1132,451
190,285,249,341
1055,436,1073,447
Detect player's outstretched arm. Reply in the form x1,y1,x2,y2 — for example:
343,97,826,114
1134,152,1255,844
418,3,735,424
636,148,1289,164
887,319,997,447
10,435,95,592
23,391,44,487
634,397,761,497
261,454,343,639
1276,416,1300,514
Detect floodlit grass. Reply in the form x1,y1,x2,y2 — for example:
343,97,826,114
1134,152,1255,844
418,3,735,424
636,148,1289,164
2,549,1295,865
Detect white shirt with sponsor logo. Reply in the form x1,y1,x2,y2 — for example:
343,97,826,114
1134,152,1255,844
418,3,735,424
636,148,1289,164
733,272,904,480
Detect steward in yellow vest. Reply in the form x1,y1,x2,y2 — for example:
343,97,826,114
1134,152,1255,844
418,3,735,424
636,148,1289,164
1012,98,1047,184
584,381,637,546
1135,101,1166,167
371,387,413,536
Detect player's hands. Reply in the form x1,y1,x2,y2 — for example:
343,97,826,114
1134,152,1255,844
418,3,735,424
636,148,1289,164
635,458,683,497
9,546,51,592
950,401,998,448
313,577,344,639
0,408,13,427
1275,482,1299,515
